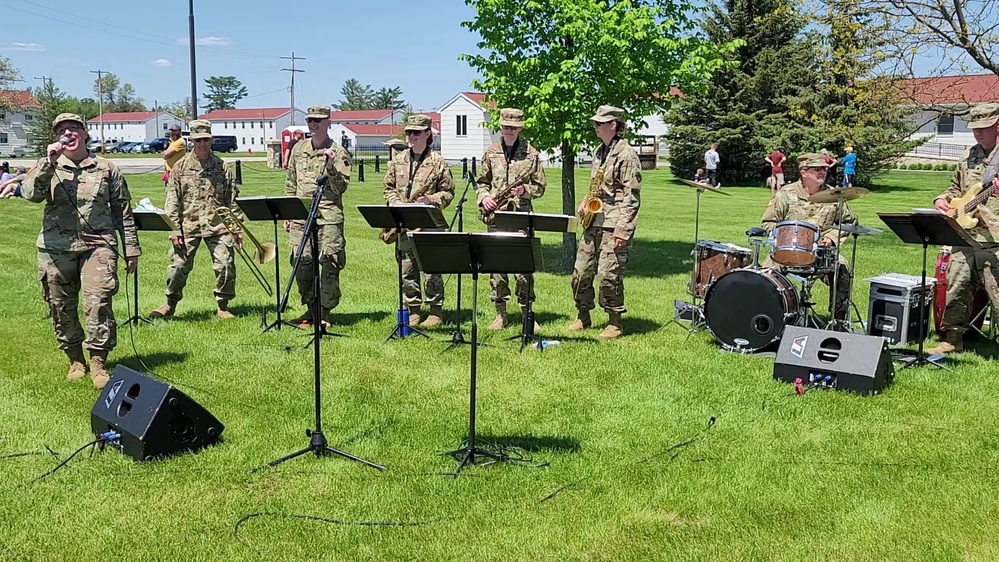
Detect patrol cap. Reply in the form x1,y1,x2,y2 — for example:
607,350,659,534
306,105,331,120
52,112,86,133
590,105,625,123
797,152,832,169
499,108,524,128
188,119,212,140
404,114,432,132
967,103,999,129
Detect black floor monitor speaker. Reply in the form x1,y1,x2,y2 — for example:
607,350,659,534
773,326,894,395
91,365,224,460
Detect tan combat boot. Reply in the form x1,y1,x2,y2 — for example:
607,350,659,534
567,310,592,331
320,307,333,328
149,300,177,318
599,312,623,341
408,305,422,327
488,302,508,330
90,350,110,390
65,345,87,381
927,330,964,355
420,305,444,328
217,300,235,320
520,305,541,334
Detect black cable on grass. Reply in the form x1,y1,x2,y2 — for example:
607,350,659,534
232,416,718,554
34,439,100,481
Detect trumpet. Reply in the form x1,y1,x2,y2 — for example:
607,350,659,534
213,207,275,296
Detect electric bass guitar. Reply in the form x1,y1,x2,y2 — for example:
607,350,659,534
947,148,999,229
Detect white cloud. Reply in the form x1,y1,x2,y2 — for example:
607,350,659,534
8,42,45,52
196,36,231,46
153,59,172,67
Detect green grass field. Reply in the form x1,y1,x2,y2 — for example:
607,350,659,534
2,166,998,561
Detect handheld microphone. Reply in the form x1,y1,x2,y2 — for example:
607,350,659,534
59,136,71,145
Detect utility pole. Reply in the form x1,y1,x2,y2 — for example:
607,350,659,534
154,99,159,135
281,52,305,125
33,76,52,89
188,0,198,121
90,69,107,147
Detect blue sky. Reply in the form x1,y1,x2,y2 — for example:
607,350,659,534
0,0,484,112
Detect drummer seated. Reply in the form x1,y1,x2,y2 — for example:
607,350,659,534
759,152,858,320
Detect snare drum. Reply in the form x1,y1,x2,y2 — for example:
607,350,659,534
704,268,800,352
688,240,753,298
770,221,820,266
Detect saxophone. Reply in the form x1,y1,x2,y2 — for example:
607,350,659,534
579,160,608,230
479,157,537,225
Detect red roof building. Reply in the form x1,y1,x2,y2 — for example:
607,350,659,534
900,74,999,106
0,89,39,109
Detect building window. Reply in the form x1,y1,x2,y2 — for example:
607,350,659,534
456,115,467,136
0,133,7,143
260,137,264,144
241,121,246,129
242,137,246,145
250,122,254,129
937,114,954,136
24,114,33,121
225,122,229,129
163,123,168,130
260,121,265,128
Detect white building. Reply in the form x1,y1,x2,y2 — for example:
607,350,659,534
437,92,499,163
199,107,306,152
329,109,406,126
0,90,38,157
903,74,999,151
86,112,185,142
330,122,441,151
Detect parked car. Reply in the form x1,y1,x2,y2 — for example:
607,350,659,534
114,142,139,153
145,138,170,152
211,136,238,153
1,146,26,157
126,142,146,154
87,140,107,153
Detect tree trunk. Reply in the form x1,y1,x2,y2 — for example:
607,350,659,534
561,139,577,272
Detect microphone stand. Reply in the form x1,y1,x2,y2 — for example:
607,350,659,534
442,172,476,352
255,157,384,472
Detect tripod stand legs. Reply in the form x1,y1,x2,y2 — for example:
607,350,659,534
252,429,386,472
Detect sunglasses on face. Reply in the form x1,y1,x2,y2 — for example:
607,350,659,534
193,138,212,143
501,126,520,131
306,118,325,124
406,130,424,136
56,126,84,134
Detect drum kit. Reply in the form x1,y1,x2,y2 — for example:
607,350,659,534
673,180,883,353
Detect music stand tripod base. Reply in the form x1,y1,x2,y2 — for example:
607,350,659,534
130,211,179,326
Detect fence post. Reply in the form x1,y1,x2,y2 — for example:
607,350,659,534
375,154,380,173
235,160,243,185
358,159,365,183
462,157,468,180
471,156,477,179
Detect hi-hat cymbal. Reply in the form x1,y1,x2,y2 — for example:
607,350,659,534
808,187,869,204
837,223,883,236
678,178,731,196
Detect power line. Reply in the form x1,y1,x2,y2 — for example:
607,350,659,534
280,53,305,125
33,76,52,89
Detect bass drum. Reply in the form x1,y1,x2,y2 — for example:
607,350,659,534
704,268,800,352
934,246,988,335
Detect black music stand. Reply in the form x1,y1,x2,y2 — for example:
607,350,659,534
236,196,310,332
878,211,980,369
494,211,577,352
129,211,177,326
442,174,476,352
357,204,447,341
409,231,542,476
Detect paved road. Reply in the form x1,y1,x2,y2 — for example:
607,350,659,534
3,156,269,174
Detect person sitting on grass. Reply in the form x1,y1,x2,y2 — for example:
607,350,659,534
693,168,706,183
0,166,27,198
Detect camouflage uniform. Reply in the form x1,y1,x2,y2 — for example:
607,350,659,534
22,148,141,353
761,176,856,319
383,116,454,308
162,144,240,305
571,109,641,321
285,106,351,315
476,113,547,309
933,120,999,341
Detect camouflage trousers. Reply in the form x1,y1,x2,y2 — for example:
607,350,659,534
38,247,119,351
398,235,443,307
763,254,852,319
289,223,345,310
940,246,999,334
485,224,534,306
165,235,236,303
572,227,630,314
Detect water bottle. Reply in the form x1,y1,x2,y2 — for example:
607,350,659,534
398,308,411,337
540,340,560,349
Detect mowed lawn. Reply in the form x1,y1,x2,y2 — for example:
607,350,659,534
1,163,998,562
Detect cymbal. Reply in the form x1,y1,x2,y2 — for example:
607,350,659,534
808,187,869,204
837,223,883,236
678,178,731,196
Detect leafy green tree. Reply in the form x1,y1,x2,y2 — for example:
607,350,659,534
666,0,817,184
0,56,22,119
462,0,736,268
333,79,374,111
164,98,193,122
92,72,145,113
28,80,76,155
202,76,248,112
371,86,406,112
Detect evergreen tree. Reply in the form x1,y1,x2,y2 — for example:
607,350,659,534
666,0,816,184
28,81,75,155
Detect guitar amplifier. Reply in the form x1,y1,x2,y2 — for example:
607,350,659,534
865,274,935,345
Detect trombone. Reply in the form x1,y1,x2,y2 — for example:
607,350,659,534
212,207,276,296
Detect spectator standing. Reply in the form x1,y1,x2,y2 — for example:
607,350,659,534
841,146,857,187
765,147,786,195
821,148,838,186
162,124,187,185
703,143,720,186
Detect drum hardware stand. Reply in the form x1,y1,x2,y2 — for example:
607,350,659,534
670,181,720,335
792,274,824,330
825,198,851,333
